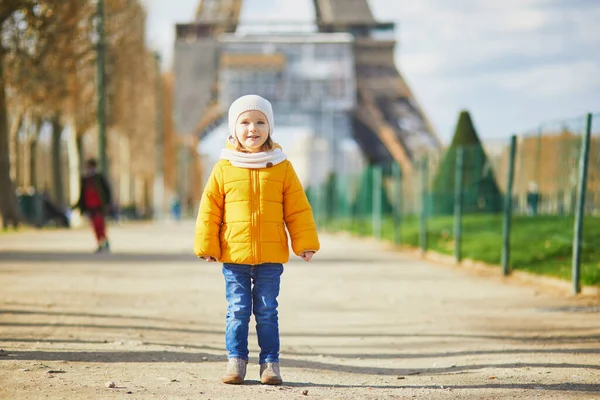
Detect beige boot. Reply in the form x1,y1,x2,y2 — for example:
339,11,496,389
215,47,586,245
260,362,283,385
222,358,247,384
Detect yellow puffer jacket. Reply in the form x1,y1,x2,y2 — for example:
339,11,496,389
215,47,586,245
193,146,320,265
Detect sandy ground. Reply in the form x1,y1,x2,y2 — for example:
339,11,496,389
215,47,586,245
0,221,599,400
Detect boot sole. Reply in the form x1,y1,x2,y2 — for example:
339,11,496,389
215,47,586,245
261,377,283,385
222,376,244,384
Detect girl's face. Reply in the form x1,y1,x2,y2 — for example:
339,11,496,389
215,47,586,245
235,110,270,153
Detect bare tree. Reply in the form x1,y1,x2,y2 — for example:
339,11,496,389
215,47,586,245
2,0,158,225
6,0,96,208
0,0,42,228
102,0,158,212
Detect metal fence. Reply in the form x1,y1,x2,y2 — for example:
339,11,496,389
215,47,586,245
307,112,599,293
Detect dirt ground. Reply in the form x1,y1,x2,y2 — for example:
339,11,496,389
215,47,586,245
0,221,599,400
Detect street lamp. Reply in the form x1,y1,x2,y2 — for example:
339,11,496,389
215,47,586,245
95,0,107,173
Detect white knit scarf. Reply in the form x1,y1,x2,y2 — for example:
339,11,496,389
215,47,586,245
220,147,287,169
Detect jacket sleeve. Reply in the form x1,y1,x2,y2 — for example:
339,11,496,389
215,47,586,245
283,162,320,255
194,163,224,260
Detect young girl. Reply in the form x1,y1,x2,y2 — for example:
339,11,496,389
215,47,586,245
194,94,320,385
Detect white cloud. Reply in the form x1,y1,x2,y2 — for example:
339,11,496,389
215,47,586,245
400,53,444,76
387,2,561,65
494,61,600,98
503,9,549,31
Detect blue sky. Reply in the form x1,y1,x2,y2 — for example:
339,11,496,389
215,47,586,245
142,0,600,144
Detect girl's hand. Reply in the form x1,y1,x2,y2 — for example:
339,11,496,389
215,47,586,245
202,256,217,262
300,251,315,262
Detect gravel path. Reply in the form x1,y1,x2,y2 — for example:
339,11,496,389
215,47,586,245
0,221,598,399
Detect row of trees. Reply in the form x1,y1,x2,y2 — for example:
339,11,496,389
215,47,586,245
0,0,161,227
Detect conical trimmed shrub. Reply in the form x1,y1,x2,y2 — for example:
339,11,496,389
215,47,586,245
432,110,503,215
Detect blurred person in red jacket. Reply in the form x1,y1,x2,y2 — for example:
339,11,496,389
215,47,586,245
74,158,113,253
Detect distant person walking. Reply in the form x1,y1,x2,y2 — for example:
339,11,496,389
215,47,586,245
74,158,113,253
170,195,181,221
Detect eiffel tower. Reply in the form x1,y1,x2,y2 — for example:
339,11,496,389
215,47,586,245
174,0,441,171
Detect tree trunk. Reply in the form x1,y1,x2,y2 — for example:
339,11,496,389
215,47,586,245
119,134,131,206
0,48,20,229
50,114,65,207
67,127,81,226
10,110,24,188
29,118,42,190
76,134,84,173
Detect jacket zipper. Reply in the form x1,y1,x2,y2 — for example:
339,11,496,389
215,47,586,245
256,170,262,263
251,169,260,264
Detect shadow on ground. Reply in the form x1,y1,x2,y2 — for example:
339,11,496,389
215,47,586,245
2,320,600,344
261,381,600,392
0,309,195,323
1,347,600,396
3,337,599,361
0,251,397,265
0,251,197,264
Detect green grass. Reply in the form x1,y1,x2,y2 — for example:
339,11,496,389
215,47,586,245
0,226,27,234
325,214,600,287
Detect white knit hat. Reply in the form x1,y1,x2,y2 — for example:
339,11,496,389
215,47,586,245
228,94,275,136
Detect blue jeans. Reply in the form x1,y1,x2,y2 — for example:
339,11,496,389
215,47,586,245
222,263,284,364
